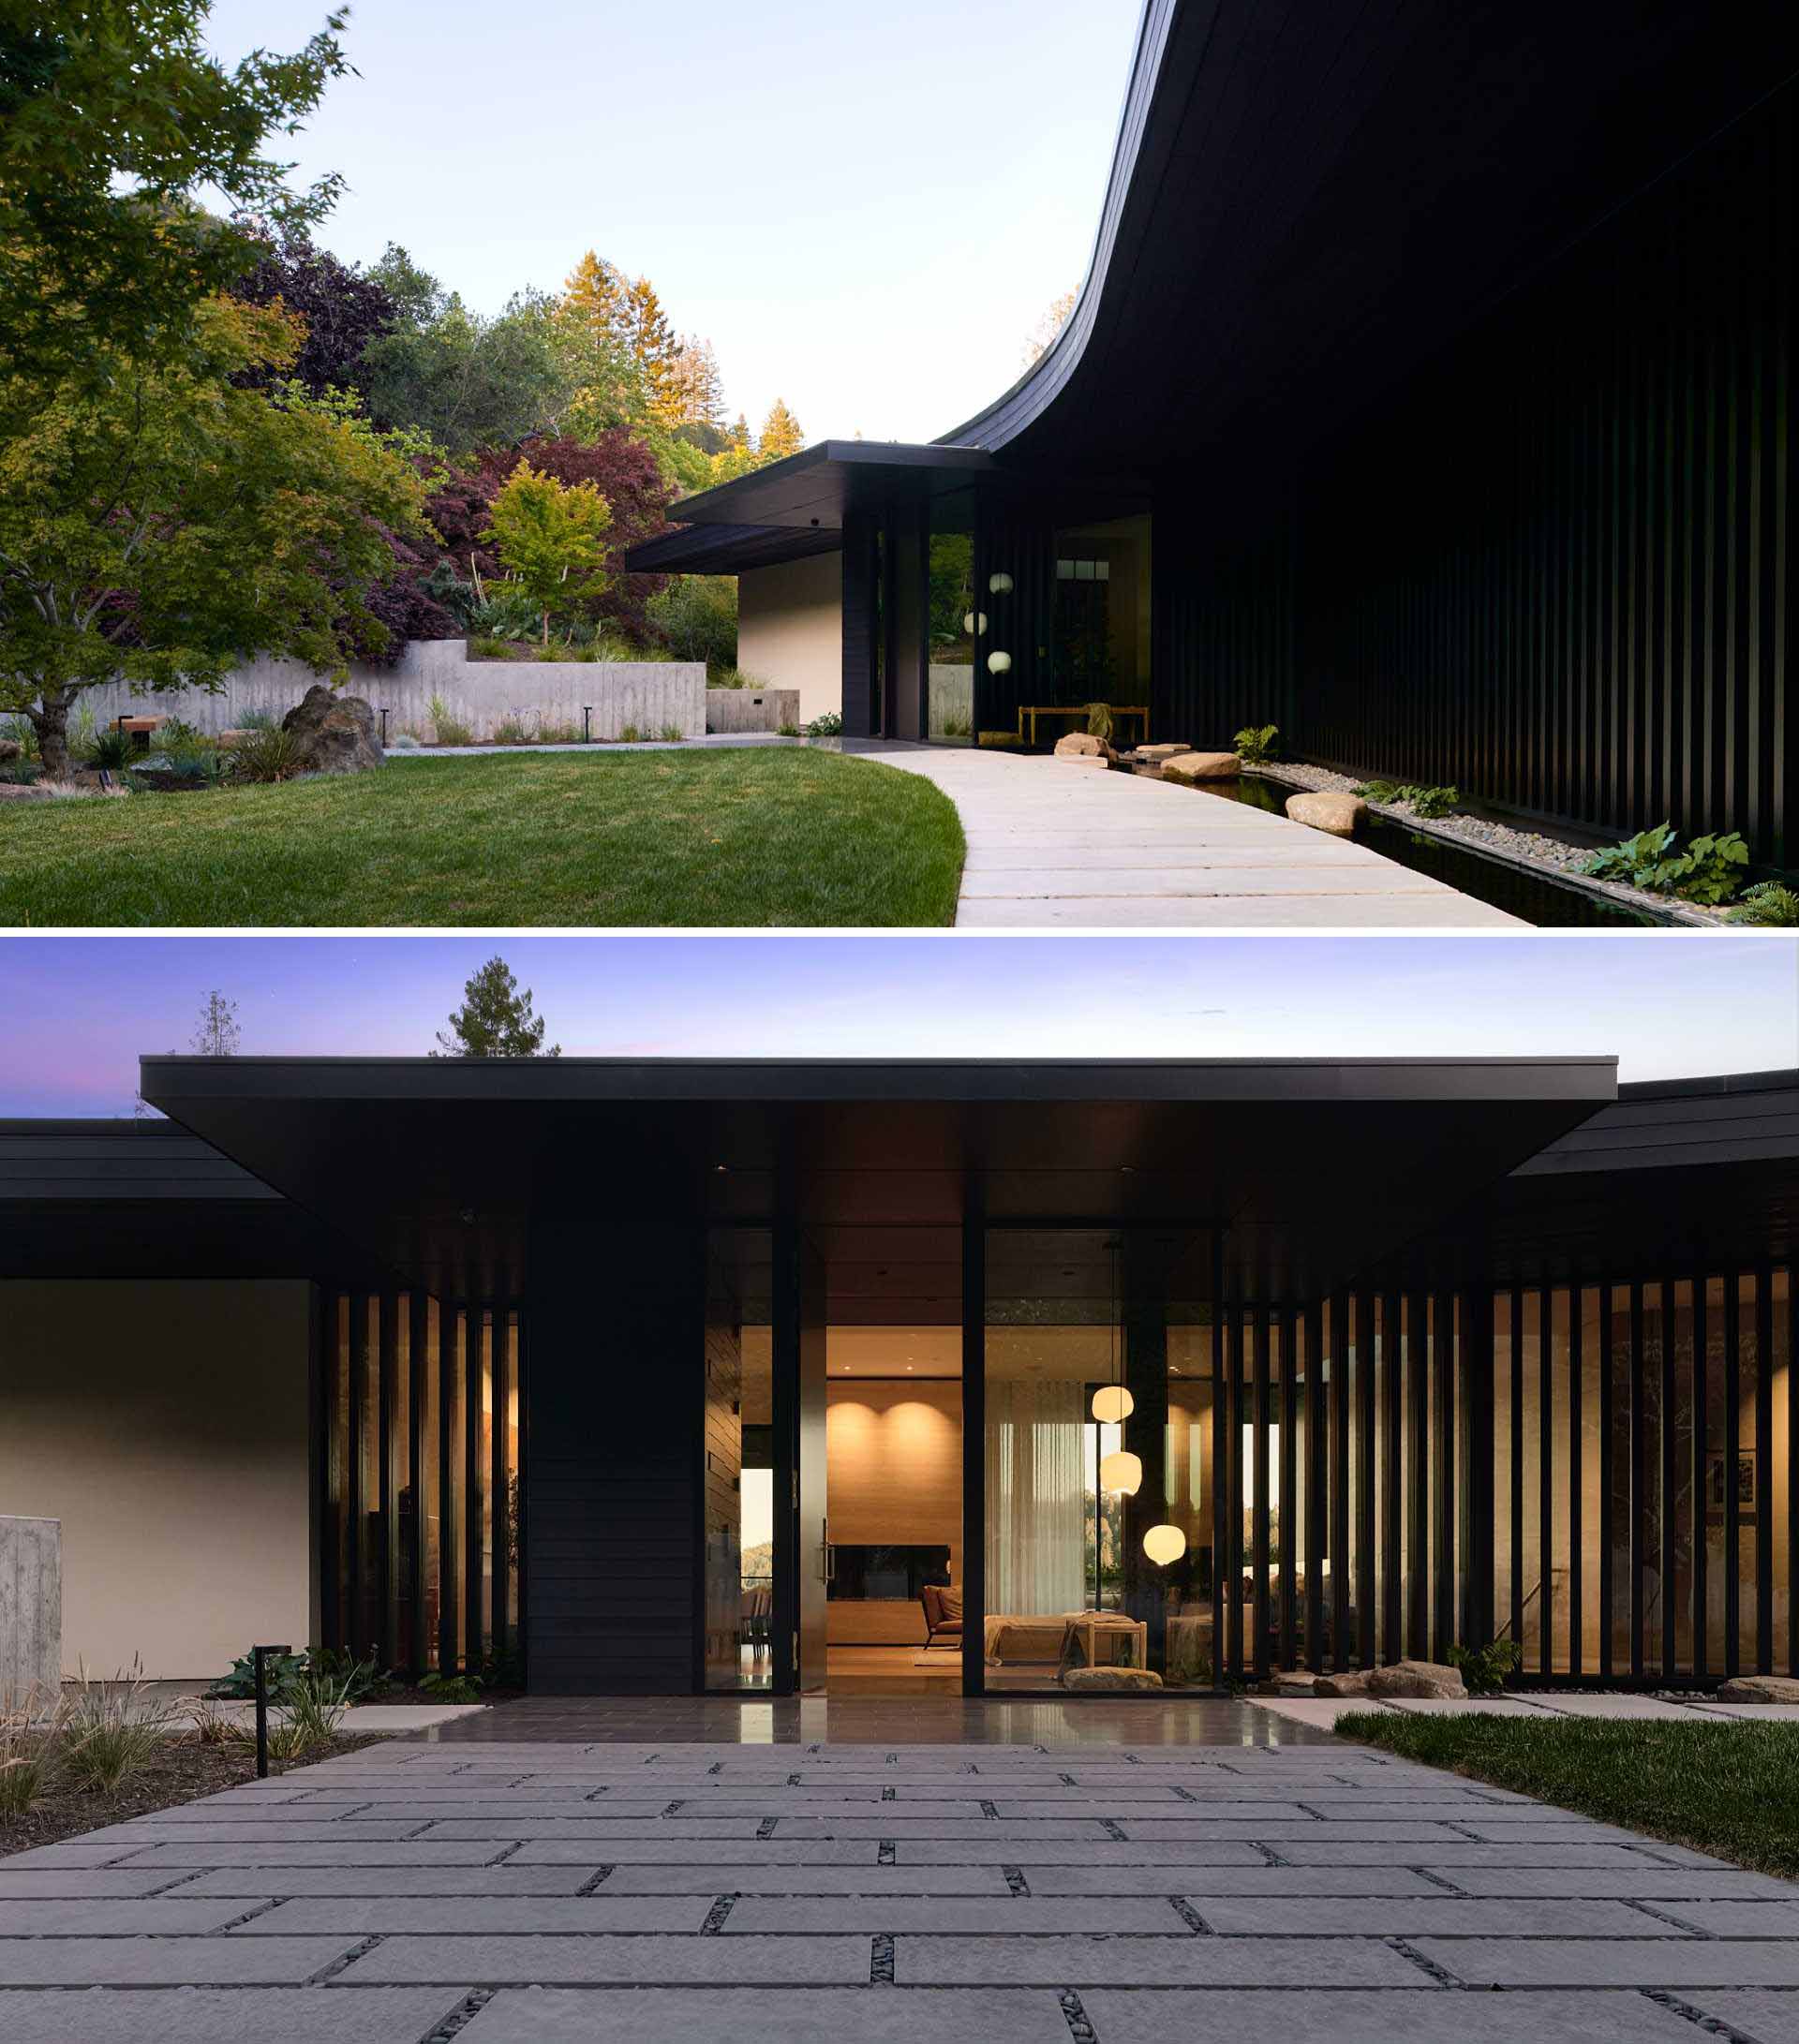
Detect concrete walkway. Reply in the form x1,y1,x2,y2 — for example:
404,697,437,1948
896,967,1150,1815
873,748,1524,928
4,1715,1793,2041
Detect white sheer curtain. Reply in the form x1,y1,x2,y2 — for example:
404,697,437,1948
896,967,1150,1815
986,1377,1085,1614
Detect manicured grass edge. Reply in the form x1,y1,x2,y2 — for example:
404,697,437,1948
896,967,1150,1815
1336,1709,1799,1878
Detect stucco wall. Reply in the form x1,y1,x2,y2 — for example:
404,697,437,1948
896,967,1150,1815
736,554,843,726
0,1281,313,1680
66,644,707,744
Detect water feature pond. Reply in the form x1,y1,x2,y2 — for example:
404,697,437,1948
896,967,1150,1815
1185,772,1668,927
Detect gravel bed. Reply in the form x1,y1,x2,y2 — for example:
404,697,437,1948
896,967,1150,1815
1251,761,1722,927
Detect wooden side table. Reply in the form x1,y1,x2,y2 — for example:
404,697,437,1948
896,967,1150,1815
1063,1613,1151,1671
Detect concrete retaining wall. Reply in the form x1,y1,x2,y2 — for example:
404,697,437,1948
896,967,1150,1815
0,1516,61,1702
928,665,974,740
706,687,799,733
69,642,707,745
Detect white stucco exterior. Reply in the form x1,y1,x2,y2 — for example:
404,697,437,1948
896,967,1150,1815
736,554,843,727
0,1281,313,1680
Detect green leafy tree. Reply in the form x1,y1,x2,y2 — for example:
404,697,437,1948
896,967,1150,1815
758,397,805,462
433,957,560,1058
0,295,431,777
0,0,350,413
482,461,613,644
361,286,579,455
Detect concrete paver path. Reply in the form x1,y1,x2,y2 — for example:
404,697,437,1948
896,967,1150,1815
874,748,1524,927
2,1722,1790,2040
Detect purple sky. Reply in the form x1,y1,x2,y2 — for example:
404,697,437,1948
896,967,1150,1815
1,935,1793,1118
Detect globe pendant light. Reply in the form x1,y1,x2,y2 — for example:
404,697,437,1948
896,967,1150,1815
1092,1384,1134,1424
1142,1522,1186,1565
987,649,1012,674
1099,1448,1142,1496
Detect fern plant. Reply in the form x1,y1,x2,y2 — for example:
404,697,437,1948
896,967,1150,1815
1729,881,1799,926
1446,1637,1523,1696
1583,822,1749,904
1233,722,1278,764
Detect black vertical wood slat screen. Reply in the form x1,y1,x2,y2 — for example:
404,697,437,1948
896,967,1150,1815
1212,1267,1792,1687
1152,83,1795,866
320,1290,521,1677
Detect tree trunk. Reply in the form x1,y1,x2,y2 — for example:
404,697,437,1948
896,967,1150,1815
32,693,70,780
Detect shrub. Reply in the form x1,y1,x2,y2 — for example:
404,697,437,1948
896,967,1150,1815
89,728,135,772
420,1669,483,1705
709,666,766,691
659,723,683,741
276,1658,364,1751
647,574,737,672
64,1660,176,1793
389,730,423,749
1233,722,1279,764
1583,822,1750,904
305,1648,389,1703
1085,701,1114,741
1446,1637,1523,1696
468,585,545,642
806,710,843,737
468,634,515,661
237,707,280,732
940,714,972,738
1730,881,1799,926
3,713,40,759
776,721,800,737
230,724,305,784
208,1648,307,1701
493,716,532,745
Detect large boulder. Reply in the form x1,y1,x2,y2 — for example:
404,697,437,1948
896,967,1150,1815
280,685,383,775
1054,731,1114,767
1366,1659,1466,1700
1314,1667,1374,1698
1161,750,1241,782
1717,1675,1799,1704
1061,1666,1164,1692
1286,791,1364,837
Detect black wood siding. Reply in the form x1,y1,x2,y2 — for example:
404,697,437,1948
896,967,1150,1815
524,1223,706,1695
1155,81,1795,866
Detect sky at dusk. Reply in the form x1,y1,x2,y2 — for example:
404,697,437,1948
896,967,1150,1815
2,935,1793,1118
200,0,1138,444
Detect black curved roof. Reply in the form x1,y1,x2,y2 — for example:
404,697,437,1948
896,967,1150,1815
631,0,1799,570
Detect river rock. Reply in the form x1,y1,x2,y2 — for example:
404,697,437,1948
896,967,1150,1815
1717,1675,1799,1704
1162,749,1241,782
1366,1659,1467,1699
1061,1666,1164,1692
1286,791,1365,836
281,685,384,775
1053,731,1114,766
1314,1668,1374,1697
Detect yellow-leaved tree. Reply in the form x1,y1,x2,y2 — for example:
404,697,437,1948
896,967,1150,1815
481,463,613,644
758,398,805,463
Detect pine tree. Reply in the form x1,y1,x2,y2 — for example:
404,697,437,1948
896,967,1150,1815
562,250,628,347
433,958,561,1058
191,991,241,1058
621,275,685,428
669,333,725,433
758,397,805,462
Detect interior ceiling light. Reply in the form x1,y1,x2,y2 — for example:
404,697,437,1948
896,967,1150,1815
1143,1522,1187,1565
1099,1449,1143,1497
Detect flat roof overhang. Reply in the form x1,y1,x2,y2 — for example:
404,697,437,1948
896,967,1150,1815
140,1055,1616,1305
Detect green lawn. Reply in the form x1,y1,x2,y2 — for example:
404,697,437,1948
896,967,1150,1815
1337,1711,1799,1877
0,748,966,926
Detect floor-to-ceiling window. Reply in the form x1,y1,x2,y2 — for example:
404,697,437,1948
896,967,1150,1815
983,1229,1213,1692
704,1229,774,1692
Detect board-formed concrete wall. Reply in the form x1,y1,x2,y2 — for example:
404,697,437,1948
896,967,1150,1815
0,1518,60,1704
0,1281,313,1680
68,642,707,745
706,687,799,733
737,553,843,727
